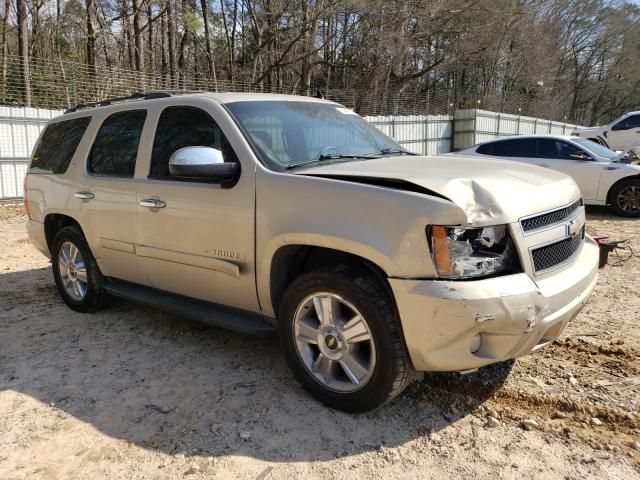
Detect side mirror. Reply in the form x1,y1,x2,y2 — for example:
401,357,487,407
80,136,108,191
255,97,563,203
169,146,240,185
569,151,592,161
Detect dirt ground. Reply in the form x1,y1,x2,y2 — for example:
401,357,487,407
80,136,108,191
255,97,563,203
1,204,639,479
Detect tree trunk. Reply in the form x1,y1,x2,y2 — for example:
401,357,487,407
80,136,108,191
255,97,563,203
17,0,32,106
147,1,154,73
86,0,97,79
160,8,168,83
219,0,234,81
1,0,10,101
122,0,135,68
132,0,144,72
167,0,178,87
200,0,217,89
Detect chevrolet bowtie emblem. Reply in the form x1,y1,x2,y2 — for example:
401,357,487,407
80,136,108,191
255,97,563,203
566,219,581,237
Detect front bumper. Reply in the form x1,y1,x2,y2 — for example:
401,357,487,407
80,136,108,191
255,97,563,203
390,236,600,372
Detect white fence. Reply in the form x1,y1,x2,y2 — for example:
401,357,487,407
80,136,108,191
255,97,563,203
364,114,453,155
453,109,582,150
0,106,63,199
0,106,582,200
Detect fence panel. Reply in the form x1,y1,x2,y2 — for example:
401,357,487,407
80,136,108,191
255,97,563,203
453,109,582,150
0,107,63,199
365,114,452,155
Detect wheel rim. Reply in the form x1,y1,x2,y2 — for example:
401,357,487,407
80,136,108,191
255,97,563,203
617,185,640,213
58,241,87,301
293,292,376,393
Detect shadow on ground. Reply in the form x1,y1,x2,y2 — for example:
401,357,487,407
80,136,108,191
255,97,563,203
586,204,636,221
0,266,512,462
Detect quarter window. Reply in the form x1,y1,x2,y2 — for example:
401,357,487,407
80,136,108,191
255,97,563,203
88,110,147,177
150,106,238,179
490,138,536,157
476,143,494,155
30,117,91,174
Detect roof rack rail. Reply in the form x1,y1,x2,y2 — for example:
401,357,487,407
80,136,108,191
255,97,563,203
64,91,174,114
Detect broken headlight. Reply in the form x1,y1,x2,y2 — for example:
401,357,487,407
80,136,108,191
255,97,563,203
428,225,520,279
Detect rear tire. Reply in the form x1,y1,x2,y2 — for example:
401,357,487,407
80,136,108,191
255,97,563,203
610,179,640,217
52,226,112,312
278,265,412,412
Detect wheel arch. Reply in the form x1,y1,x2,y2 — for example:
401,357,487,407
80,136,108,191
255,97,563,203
606,175,640,205
268,244,395,319
44,213,84,254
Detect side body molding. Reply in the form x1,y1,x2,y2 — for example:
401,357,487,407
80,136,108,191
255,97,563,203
136,245,241,278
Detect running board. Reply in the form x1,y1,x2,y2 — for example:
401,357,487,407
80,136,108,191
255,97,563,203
104,279,275,335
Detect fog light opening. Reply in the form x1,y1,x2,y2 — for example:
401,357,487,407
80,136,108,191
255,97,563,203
470,333,482,353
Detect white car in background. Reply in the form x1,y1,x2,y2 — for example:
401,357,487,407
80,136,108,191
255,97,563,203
455,135,640,217
571,111,640,152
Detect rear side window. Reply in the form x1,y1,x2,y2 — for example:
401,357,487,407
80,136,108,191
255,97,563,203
149,106,238,179
30,117,91,174
88,110,147,177
491,138,536,157
476,143,494,155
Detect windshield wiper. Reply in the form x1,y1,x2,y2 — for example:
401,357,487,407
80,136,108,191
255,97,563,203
377,147,417,156
286,153,380,170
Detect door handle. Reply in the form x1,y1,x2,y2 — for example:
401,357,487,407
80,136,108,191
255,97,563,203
139,199,166,209
74,191,94,200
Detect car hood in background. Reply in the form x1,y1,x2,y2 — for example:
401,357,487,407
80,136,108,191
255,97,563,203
295,155,581,225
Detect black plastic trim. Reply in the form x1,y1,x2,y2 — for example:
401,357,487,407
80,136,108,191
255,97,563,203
104,279,275,334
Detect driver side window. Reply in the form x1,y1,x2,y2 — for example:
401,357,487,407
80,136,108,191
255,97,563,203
149,106,238,179
536,139,583,160
613,115,640,131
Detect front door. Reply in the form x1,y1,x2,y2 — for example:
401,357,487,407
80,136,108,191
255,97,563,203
135,105,259,312
534,138,602,201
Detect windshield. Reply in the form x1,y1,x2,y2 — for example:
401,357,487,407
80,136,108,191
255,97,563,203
573,138,618,160
225,101,406,170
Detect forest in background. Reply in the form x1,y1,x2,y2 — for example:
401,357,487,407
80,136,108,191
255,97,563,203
0,0,639,123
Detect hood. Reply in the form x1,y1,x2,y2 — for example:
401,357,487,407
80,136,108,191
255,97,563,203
573,125,603,133
295,155,581,225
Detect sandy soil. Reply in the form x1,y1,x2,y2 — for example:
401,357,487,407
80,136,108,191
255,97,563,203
1,205,639,479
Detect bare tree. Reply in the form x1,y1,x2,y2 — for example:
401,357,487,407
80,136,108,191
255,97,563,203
17,0,31,106
86,0,97,79
200,0,217,88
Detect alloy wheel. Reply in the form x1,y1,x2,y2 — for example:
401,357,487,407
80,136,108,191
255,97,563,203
293,292,376,392
58,241,88,301
617,185,640,214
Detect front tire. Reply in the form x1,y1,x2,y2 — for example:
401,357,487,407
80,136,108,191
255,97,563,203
610,179,640,217
278,266,412,412
52,226,112,312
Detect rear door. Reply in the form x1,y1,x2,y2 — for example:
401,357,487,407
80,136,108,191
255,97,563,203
534,138,602,201
74,108,148,285
135,103,259,312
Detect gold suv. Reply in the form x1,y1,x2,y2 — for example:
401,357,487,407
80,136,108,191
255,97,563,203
25,92,600,412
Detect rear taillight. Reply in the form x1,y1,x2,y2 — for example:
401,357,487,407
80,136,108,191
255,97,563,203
23,174,31,219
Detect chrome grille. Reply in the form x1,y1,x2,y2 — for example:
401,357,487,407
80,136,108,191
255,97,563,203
521,199,583,232
531,227,584,272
